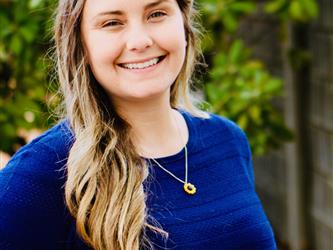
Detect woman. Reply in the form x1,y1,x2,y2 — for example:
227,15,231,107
0,0,277,249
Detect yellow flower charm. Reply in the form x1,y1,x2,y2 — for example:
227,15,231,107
184,183,196,195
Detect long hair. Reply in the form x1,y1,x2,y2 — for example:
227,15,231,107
54,0,207,249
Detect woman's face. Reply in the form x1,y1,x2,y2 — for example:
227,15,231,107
81,0,187,104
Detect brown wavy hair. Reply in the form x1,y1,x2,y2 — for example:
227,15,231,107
54,0,207,249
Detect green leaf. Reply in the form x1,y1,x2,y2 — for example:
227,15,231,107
237,114,248,130
202,2,216,14
222,12,238,32
29,0,43,9
264,79,282,93
264,0,287,13
249,106,261,121
229,40,243,64
10,35,23,55
289,1,305,21
206,83,219,102
20,25,36,43
229,2,256,13
302,0,319,19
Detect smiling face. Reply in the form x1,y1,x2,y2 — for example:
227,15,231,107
80,0,188,105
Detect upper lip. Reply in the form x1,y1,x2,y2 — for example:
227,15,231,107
118,55,165,65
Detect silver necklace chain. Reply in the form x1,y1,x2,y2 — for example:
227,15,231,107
148,111,196,195
150,145,188,184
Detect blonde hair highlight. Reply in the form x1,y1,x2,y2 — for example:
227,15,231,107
53,0,207,249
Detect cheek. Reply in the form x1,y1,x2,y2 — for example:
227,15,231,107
85,33,121,70
154,15,187,53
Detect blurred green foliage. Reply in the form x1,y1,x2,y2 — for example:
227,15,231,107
199,0,318,155
204,40,291,155
0,0,56,153
265,0,318,22
0,0,318,155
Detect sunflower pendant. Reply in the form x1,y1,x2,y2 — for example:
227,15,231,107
183,183,196,195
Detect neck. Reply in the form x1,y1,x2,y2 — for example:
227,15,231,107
112,94,188,158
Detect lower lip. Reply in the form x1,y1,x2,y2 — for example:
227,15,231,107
118,56,166,74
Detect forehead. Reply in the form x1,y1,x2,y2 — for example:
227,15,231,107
82,0,176,17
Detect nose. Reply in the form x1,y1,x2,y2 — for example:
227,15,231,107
125,23,153,52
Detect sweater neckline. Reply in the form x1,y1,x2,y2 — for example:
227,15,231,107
143,109,196,164
63,109,197,164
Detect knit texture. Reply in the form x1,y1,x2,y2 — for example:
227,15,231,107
0,111,277,250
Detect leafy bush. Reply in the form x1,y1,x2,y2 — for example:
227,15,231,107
199,0,317,155
0,0,56,153
204,40,292,155
265,0,318,22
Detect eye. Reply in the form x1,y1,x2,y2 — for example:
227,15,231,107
149,11,167,19
103,20,122,28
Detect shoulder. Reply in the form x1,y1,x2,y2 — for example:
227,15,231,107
185,111,248,143
0,120,75,248
183,110,252,165
1,119,74,177
187,111,255,184
206,112,245,134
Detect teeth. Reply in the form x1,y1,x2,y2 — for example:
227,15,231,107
122,57,159,69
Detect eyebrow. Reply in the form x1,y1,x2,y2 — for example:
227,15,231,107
93,0,170,18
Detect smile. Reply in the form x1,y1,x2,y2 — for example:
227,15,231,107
118,55,166,70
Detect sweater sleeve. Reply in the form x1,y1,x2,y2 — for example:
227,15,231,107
0,141,73,250
203,113,256,188
217,115,256,187
240,130,255,186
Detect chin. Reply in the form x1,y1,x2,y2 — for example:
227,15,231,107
128,92,165,101
124,87,170,101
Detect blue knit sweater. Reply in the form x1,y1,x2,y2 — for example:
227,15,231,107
0,111,277,250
